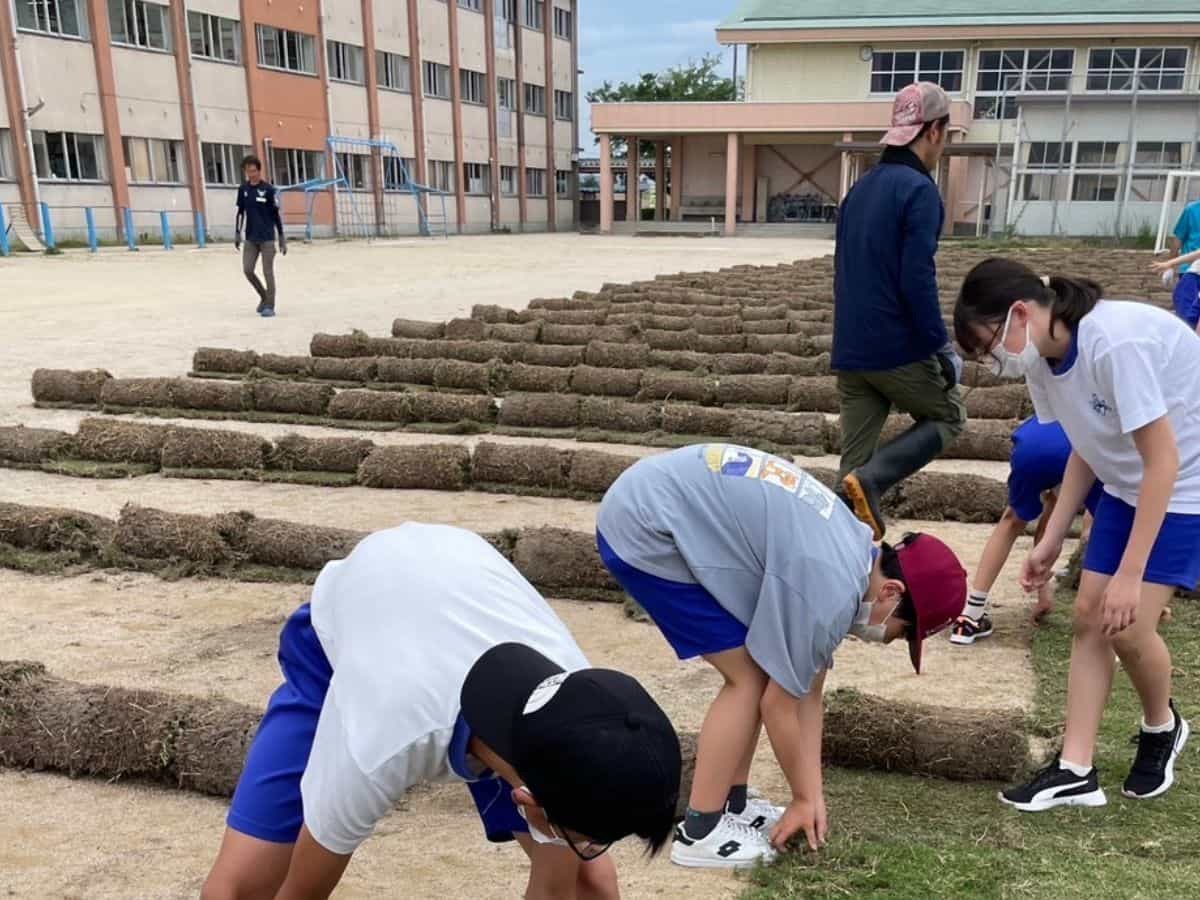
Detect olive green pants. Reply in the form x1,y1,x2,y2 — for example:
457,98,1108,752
836,356,967,480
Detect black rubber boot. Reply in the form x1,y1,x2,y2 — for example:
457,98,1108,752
842,420,947,540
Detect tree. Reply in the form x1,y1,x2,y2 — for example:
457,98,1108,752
587,54,735,158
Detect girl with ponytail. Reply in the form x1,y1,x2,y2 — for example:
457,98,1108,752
955,257,1200,813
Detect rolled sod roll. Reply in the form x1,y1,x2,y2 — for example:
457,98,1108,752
746,334,809,357
257,354,314,377
961,361,1010,389
946,418,1018,461
541,324,597,346
661,404,736,437
741,319,790,335
74,419,169,464
0,426,75,465
309,332,373,358
31,368,112,406
522,344,585,368
882,471,1008,523
579,397,663,433
694,334,746,354
786,376,841,414
498,393,580,429
584,341,651,370
638,373,716,405
433,360,493,393
0,502,114,554
369,337,419,359
569,366,643,398
714,375,791,407
251,381,335,416
766,352,832,377
115,504,245,566
644,329,695,351
605,300,651,315
357,444,471,490
647,350,713,373
567,449,638,495
741,304,789,322
649,302,690,317
712,354,769,375
472,441,572,489
603,312,643,327
376,357,437,385
408,392,496,424
470,304,520,324
487,322,543,343
731,410,827,449
238,518,363,571
508,363,571,394
327,390,410,422
0,661,261,797
312,357,379,383
268,434,374,473
192,348,257,375
170,379,250,412
512,528,619,594
526,296,577,311
521,308,607,326
964,384,1034,421
440,339,520,364
160,427,270,471
785,308,833,323
444,317,487,341
100,377,176,409
809,334,834,353
392,318,446,340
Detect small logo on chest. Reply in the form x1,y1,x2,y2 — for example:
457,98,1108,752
1090,393,1112,417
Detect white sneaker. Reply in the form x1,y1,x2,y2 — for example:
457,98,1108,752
730,796,785,837
670,813,777,869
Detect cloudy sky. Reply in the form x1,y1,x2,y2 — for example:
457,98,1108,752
577,0,735,153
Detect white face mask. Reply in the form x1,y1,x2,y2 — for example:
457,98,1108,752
989,305,1041,379
849,599,891,643
516,795,569,848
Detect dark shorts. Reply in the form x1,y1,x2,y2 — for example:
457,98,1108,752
1172,272,1199,327
597,531,748,660
1083,493,1200,591
227,605,528,845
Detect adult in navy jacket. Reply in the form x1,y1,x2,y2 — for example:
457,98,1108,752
833,82,967,541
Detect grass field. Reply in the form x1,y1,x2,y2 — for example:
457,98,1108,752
742,595,1200,900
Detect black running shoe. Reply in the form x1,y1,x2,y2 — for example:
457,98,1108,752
1123,700,1190,800
999,758,1107,812
950,614,994,645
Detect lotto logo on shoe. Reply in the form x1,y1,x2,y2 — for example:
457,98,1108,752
716,841,742,858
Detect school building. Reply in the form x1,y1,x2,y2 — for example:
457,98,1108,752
590,1,1200,238
0,0,579,241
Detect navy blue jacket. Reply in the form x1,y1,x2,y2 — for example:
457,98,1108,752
236,181,284,244
832,148,947,372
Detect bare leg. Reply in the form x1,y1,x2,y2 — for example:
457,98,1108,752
1060,571,1117,768
690,647,768,812
515,833,619,900
1112,582,1175,728
972,508,1026,594
201,828,294,900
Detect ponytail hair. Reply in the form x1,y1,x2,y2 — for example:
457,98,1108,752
953,257,1103,356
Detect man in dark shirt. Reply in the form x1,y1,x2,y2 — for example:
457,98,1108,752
832,82,966,540
235,155,286,318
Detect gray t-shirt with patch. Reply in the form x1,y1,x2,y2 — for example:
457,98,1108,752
597,444,874,697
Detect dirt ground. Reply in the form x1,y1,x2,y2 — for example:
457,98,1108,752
0,235,1038,899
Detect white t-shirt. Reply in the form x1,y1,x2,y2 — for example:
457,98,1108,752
301,523,589,855
1026,300,1200,514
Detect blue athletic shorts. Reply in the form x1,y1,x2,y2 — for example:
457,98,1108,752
227,604,528,845
1083,493,1200,590
596,531,748,659
1172,272,1199,328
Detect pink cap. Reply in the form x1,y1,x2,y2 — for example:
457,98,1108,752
881,82,951,147
894,533,967,674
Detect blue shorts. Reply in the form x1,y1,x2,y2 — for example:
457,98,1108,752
1083,493,1200,590
597,531,748,659
227,604,528,845
1172,272,1199,328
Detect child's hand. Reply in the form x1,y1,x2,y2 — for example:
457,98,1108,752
770,794,827,852
1020,541,1061,593
1150,258,1175,274
1031,583,1055,624
1101,571,1140,636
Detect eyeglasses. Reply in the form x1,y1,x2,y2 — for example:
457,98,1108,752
517,805,613,861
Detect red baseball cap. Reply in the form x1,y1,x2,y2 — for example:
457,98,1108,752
894,533,967,673
881,82,951,147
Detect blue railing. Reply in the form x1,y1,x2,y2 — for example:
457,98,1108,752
24,204,208,252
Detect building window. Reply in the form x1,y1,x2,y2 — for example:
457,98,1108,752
458,0,483,10
525,167,545,196
188,11,239,63
0,129,14,179
523,0,544,30
32,130,105,181
16,0,88,38
383,157,415,191
870,50,963,94
555,169,570,197
202,142,252,186
501,0,517,22
271,147,325,185
974,49,1074,120
1087,48,1188,92
461,69,487,105
327,40,365,83
335,152,372,190
256,24,317,75
1131,142,1185,202
1019,142,1069,202
424,61,451,99
378,51,411,92
500,165,517,196
122,136,185,184
463,162,490,195
1071,141,1123,202
554,89,574,121
553,6,572,40
524,82,546,115
108,0,171,51
428,159,455,192
498,77,517,110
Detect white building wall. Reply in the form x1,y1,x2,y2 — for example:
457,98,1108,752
322,0,367,45
329,83,370,139
18,35,103,134
373,0,410,50
112,48,183,140
192,60,252,145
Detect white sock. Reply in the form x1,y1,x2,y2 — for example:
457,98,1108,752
1142,711,1176,734
1059,758,1091,776
963,589,988,621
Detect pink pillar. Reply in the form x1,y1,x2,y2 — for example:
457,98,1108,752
724,132,739,237
655,141,666,222
740,140,756,224
671,136,684,221
626,134,640,222
599,134,613,234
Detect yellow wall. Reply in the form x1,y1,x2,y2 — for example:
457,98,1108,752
748,43,868,102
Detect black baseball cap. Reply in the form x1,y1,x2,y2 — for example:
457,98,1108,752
460,643,681,847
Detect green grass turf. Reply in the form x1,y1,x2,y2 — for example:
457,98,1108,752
741,598,1200,900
